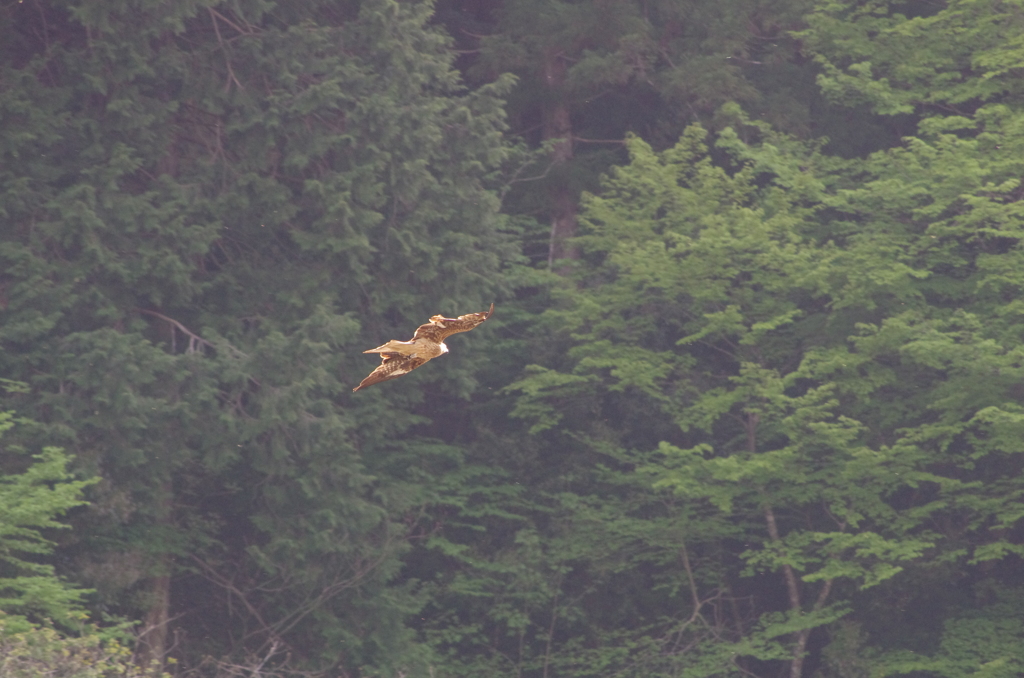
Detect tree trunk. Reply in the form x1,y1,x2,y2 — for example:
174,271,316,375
136,482,173,672
753,409,831,678
542,49,579,267
136,568,171,671
763,503,809,678
751,412,816,678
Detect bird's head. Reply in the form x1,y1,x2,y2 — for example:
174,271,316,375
440,342,449,354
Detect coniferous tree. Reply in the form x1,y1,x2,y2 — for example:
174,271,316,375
0,0,515,674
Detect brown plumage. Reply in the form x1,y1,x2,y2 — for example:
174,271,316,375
353,303,494,392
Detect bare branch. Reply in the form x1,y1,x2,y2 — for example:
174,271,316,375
208,8,244,92
137,308,215,354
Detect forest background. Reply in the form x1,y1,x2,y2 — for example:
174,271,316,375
1,0,1023,677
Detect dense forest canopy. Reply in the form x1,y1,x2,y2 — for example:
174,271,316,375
1,0,1022,677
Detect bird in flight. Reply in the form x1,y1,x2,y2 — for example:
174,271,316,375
353,303,495,392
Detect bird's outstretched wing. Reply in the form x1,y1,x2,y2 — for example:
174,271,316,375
353,303,494,392
353,353,430,392
412,303,495,344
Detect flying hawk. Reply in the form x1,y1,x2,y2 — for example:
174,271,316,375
353,303,494,392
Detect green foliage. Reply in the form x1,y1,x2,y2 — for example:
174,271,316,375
817,587,1024,678
802,0,1024,115
1,0,515,673
4,0,1024,676
0,616,166,678
501,111,1024,676
0,410,96,628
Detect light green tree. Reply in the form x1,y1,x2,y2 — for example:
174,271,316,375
0,404,96,630
503,116,1024,676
